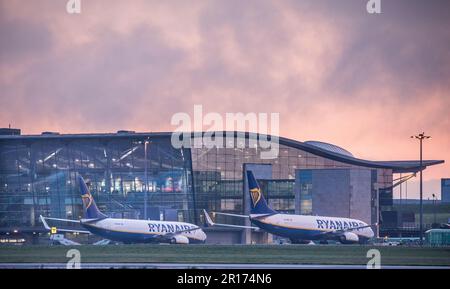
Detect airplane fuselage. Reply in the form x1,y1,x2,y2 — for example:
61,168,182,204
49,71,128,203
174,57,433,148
81,218,207,244
250,214,374,242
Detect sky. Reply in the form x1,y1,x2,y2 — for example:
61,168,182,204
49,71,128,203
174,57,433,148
1,0,449,199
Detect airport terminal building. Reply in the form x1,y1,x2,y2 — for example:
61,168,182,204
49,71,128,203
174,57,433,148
0,129,444,244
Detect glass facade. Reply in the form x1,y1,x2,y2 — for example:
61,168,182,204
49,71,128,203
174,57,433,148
297,170,313,215
0,136,194,228
0,133,394,233
442,178,450,203
190,136,392,225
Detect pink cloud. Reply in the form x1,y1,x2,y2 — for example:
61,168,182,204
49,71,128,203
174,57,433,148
1,0,449,198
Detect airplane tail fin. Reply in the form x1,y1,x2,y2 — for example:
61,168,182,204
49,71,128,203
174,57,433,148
246,171,277,215
79,175,107,219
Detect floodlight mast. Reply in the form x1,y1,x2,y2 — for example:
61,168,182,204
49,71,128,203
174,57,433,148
410,132,431,245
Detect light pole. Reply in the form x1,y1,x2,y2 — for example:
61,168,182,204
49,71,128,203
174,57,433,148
144,139,150,220
400,173,402,206
432,193,437,225
411,132,431,244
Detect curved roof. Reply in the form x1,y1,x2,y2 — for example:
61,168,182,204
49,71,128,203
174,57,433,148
0,130,444,173
275,133,443,173
304,141,354,157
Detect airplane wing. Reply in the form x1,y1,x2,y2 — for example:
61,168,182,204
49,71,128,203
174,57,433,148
320,223,377,236
162,225,202,236
40,216,81,223
154,225,203,243
211,211,249,218
334,223,377,233
50,234,81,246
40,215,91,234
203,210,259,230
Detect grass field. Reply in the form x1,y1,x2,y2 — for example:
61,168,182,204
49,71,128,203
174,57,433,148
0,245,449,266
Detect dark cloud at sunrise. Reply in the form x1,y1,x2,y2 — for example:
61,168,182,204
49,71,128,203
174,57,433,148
1,0,449,198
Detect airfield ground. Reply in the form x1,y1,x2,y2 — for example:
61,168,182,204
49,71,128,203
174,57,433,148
0,245,449,266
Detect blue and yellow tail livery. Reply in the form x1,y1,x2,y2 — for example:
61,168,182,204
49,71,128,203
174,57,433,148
79,176,107,219
246,171,277,215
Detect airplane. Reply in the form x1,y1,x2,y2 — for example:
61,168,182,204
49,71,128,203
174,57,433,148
40,175,206,244
204,171,376,244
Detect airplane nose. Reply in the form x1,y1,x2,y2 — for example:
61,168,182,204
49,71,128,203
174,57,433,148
201,230,207,241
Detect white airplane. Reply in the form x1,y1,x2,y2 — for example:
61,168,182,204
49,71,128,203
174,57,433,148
204,171,376,244
40,175,206,244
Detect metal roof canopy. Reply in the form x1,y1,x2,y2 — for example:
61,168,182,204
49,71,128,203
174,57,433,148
0,131,444,173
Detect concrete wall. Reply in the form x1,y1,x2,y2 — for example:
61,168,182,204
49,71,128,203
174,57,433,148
311,169,351,218
349,169,372,224
297,168,373,224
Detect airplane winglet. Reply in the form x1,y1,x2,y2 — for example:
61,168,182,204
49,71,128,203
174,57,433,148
203,209,215,227
40,215,51,230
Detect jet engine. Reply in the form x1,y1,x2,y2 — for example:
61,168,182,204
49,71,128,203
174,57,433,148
170,235,190,244
339,232,359,244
